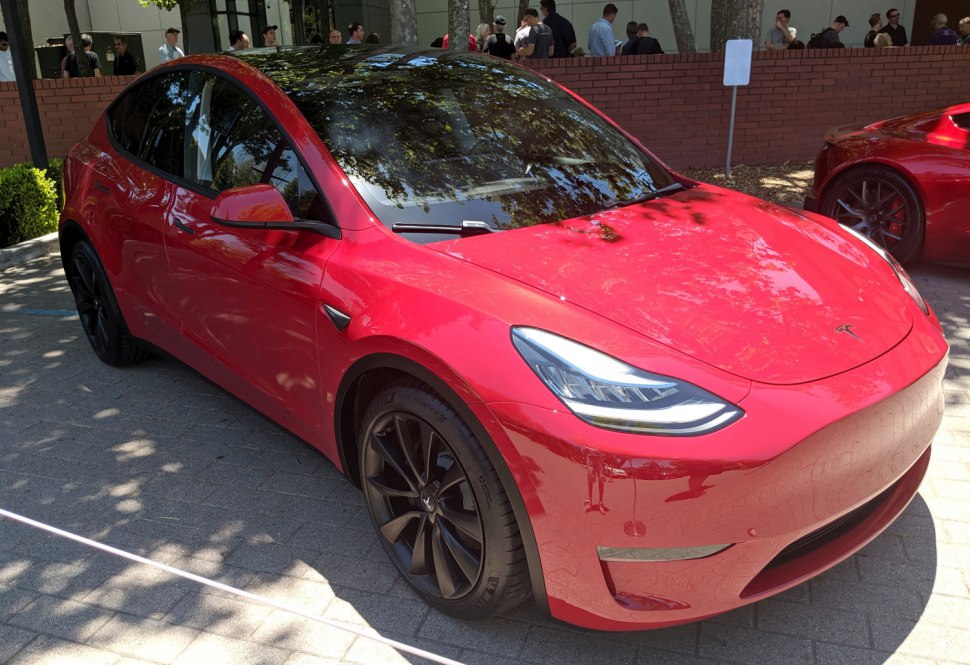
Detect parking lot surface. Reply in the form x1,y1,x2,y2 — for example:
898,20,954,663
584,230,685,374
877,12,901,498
1,249,969,665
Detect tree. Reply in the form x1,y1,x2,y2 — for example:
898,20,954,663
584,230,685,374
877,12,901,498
16,0,36,78
710,0,764,52
447,0,470,50
64,0,91,77
390,0,419,45
478,0,495,28
667,0,697,53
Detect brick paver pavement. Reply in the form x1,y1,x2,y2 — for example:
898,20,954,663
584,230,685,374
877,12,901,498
1,251,968,665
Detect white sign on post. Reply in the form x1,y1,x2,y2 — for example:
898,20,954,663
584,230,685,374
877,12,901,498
723,39,753,177
723,39,753,86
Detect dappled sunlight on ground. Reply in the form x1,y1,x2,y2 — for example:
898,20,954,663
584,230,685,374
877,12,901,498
683,161,815,206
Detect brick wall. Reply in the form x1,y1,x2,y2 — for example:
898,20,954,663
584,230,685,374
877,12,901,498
532,46,970,170
0,75,137,169
0,46,967,171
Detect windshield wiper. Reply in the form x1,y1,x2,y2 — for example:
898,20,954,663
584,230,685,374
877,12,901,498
391,219,497,237
603,182,688,210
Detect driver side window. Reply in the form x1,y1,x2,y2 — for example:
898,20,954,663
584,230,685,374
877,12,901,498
184,72,323,220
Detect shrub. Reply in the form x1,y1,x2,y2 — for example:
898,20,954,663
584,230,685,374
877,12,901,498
0,162,59,249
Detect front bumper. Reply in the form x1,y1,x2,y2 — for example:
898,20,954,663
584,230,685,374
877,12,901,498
484,326,947,630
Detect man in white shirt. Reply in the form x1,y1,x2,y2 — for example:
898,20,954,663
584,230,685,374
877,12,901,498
0,32,16,82
765,9,796,49
158,27,184,63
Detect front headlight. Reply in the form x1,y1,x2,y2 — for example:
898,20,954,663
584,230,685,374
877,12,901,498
843,227,929,315
511,328,743,436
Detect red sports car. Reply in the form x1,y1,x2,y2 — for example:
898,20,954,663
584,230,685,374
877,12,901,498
59,46,947,630
808,102,970,263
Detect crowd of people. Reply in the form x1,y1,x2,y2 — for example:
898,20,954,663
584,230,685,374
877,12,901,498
2,3,968,83
768,7,970,50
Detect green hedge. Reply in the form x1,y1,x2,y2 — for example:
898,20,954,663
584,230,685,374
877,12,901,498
0,160,61,249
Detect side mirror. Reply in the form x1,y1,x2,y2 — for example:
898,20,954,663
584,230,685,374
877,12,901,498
211,184,295,226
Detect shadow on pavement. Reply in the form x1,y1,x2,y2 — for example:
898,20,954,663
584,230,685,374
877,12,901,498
0,254,952,664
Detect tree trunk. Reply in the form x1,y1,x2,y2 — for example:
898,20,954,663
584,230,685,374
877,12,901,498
63,0,91,77
667,0,697,53
710,0,764,52
312,0,330,30
447,0,470,50
390,0,419,45
478,0,495,27
178,2,190,54
16,0,37,78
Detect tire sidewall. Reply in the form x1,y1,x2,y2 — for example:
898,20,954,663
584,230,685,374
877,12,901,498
359,383,515,619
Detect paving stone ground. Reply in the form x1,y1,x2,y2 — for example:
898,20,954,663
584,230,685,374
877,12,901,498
1,251,968,665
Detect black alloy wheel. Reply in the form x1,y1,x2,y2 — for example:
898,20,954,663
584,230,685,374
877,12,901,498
359,381,530,618
819,166,925,263
69,241,146,366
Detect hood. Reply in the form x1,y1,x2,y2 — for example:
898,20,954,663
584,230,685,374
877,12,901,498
431,185,914,385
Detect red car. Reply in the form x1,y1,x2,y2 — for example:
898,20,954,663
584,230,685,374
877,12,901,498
59,47,947,630
808,102,970,263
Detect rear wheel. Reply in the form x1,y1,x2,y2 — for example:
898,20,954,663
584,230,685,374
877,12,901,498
819,166,924,263
358,380,530,619
68,241,147,366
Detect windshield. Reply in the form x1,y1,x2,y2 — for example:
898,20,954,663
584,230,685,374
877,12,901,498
249,47,676,242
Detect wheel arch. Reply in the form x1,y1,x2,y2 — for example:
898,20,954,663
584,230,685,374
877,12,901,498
58,220,91,285
333,352,550,617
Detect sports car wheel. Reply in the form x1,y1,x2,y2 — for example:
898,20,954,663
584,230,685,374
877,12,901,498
359,381,530,619
69,241,147,366
819,166,924,263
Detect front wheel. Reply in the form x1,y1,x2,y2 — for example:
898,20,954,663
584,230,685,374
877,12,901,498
819,166,924,263
358,381,530,619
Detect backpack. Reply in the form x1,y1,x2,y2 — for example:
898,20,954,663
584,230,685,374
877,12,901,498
486,32,516,59
807,27,841,49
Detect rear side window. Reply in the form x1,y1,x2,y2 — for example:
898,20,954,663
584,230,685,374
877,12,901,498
109,72,187,178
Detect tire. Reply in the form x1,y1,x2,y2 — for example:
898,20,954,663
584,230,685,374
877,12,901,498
68,241,148,366
358,380,530,619
819,165,925,263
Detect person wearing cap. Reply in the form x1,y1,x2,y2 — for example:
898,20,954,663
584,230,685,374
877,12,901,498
0,31,15,82
262,25,278,47
482,16,516,59
878,8,908,46
347,22,364,44
815,15,849,47
540,0,577,58
159,27,184,62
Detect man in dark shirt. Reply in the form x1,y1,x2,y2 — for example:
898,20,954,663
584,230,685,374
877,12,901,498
112,36,138,75
620,21,638,55
634,23,664,55
65,33,101,77
879,8,908,46
864,14,882,47
539,0,577,58
516,8,554,59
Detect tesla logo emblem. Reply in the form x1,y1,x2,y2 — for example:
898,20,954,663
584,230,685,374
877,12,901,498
836,324,862,342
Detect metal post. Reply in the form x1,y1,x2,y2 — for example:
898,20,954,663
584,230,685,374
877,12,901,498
725,85,738,179
0,0,49,167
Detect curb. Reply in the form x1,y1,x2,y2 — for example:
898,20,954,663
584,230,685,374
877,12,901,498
0,232,60,269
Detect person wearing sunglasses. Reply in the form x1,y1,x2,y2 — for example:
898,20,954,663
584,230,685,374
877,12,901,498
879,8,908,46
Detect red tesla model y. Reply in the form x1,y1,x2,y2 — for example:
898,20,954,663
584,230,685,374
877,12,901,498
59,46,947,630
